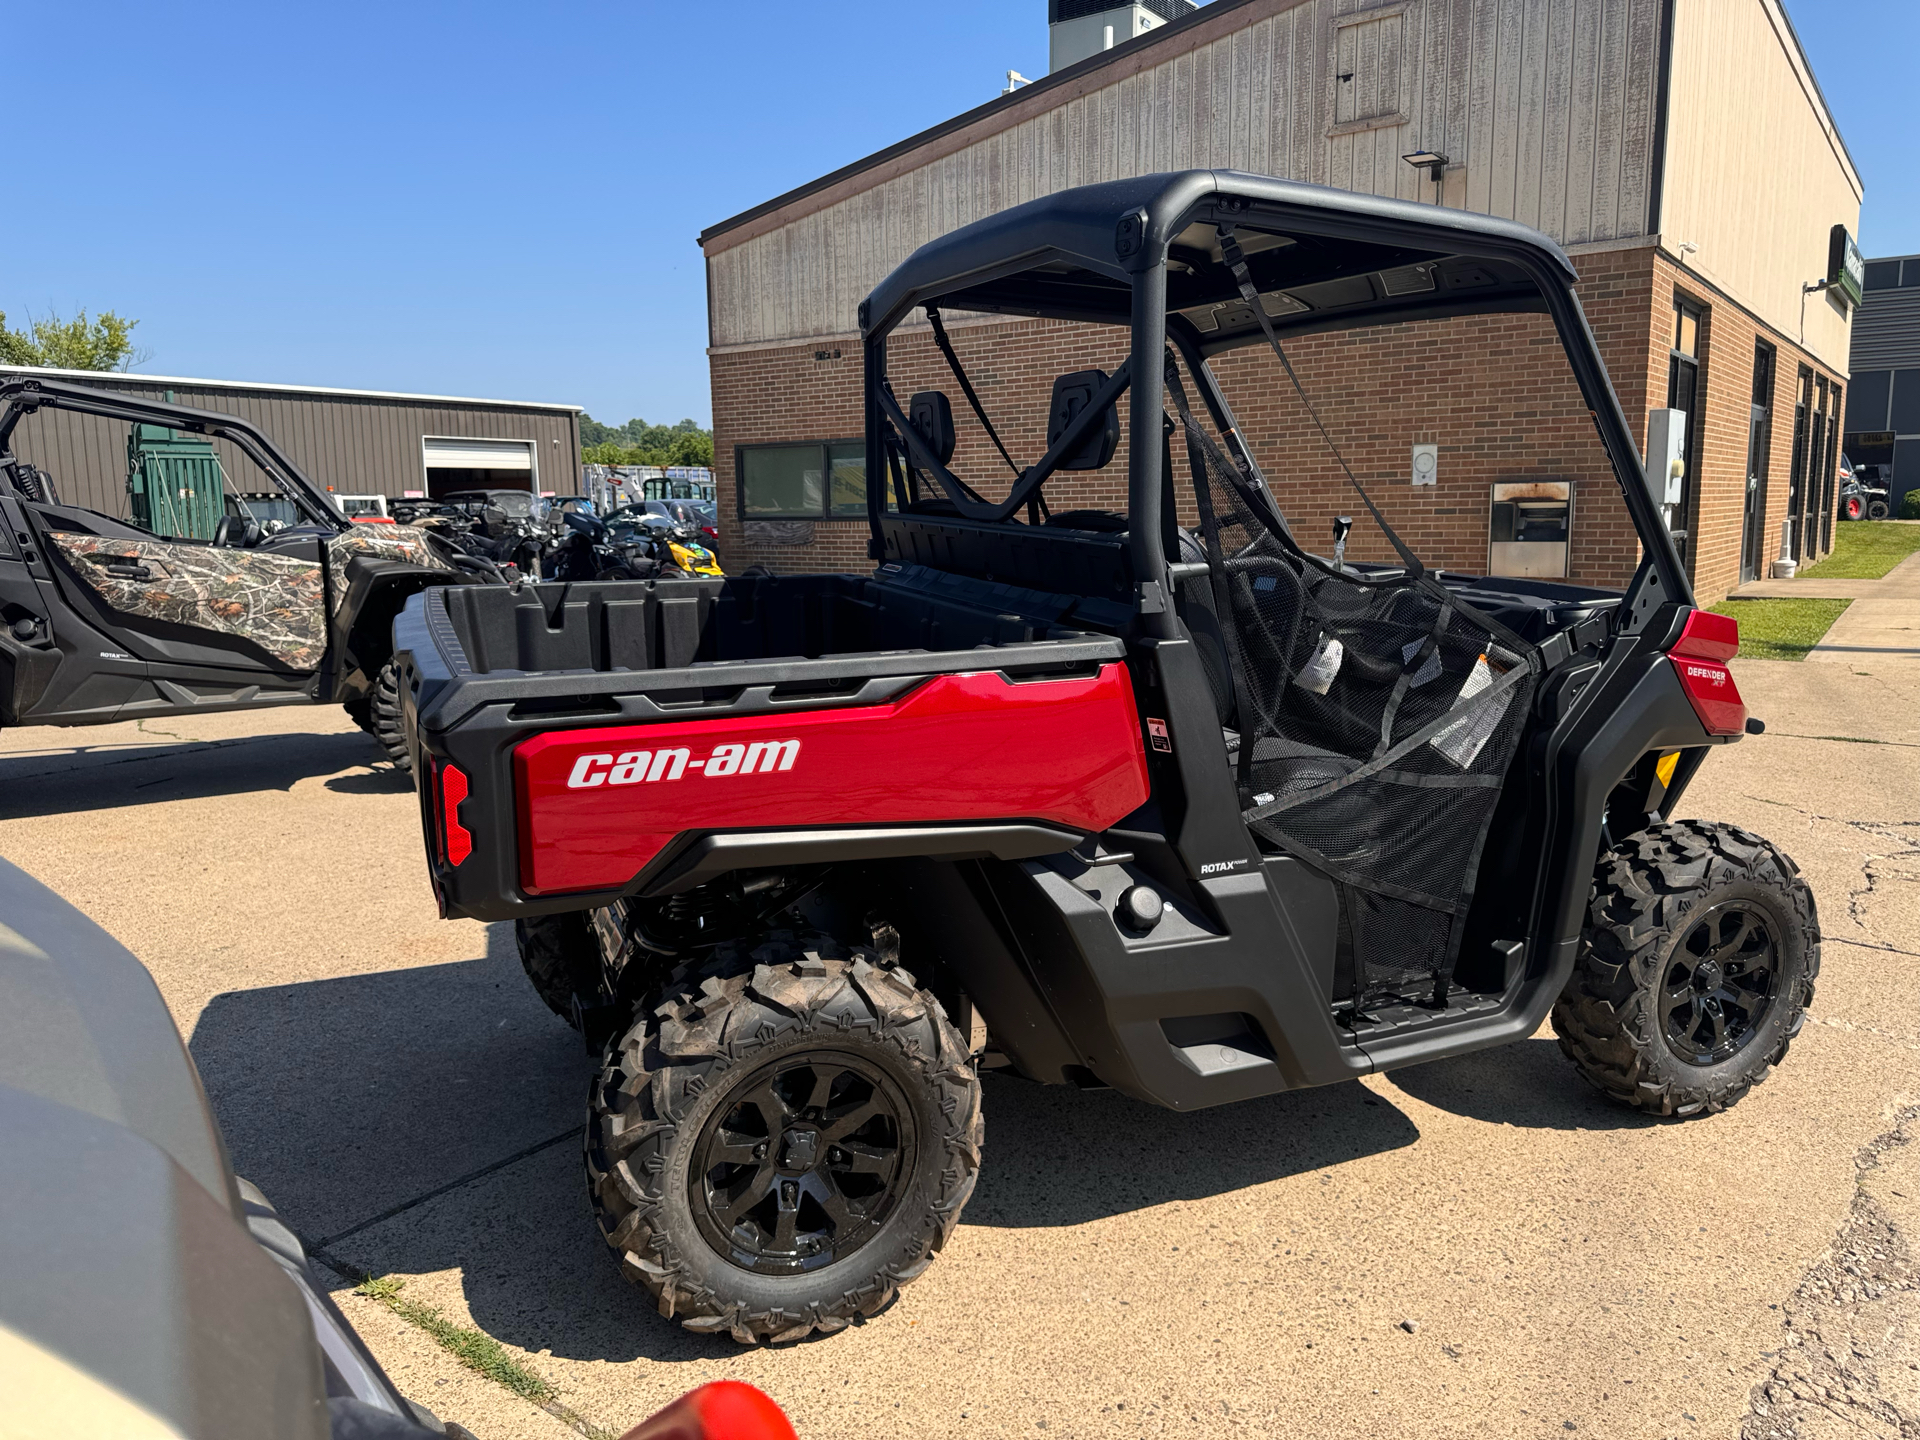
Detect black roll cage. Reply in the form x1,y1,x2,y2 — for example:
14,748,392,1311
0,375,348,533
859,170,1691,637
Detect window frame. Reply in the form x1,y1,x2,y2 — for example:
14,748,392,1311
734,438,870,521
1666,293,1708,575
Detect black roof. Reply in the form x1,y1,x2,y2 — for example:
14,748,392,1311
861,169,1580,345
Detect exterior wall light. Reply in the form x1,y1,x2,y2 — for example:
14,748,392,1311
1401,151,1449,183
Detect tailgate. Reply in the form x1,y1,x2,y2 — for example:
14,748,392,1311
511,665,1150,895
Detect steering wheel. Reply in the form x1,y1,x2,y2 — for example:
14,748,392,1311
212,515,263,549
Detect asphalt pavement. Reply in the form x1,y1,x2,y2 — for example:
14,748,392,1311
2,653,1916,1440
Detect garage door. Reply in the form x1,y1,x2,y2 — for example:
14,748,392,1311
422,438,533,470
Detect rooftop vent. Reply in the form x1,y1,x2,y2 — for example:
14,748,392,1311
1048,0,1197,73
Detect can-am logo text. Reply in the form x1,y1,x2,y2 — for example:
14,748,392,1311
565,740,800,789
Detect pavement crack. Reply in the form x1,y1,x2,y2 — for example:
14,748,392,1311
1827,938,1920,960
1765,732,1920,749
5,733,269,781
1742,1105,1920,1440
135,719,200,743
1806,1014,1920,1055
311,1125,584,1252
1740,796,1920,950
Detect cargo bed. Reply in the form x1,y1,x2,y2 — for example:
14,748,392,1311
394,567,1152,920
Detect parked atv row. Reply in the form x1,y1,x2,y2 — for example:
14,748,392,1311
407,492,725,584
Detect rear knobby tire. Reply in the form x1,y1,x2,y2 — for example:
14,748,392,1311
1868,499,1891,521
515,912,602,1030
1554,819,1819,1117
585,932,982,1344
369,658,410,771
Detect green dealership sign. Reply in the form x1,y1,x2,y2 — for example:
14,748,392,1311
1829,224,1865,308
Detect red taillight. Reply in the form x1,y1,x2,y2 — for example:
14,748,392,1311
701,525,719,540
623,1381,796,1440
439,762,473,866
1673,609,1739,662
1669,609,1745,736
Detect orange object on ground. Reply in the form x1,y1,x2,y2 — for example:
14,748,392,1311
621,1381,798,1440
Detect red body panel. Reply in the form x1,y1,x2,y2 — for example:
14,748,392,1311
513,663,1151,896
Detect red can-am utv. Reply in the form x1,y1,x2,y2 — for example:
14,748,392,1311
396,171,1818,1344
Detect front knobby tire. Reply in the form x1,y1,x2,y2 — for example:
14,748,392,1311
368,657,410,772
1554,819,1820,1117
585,932,982,1344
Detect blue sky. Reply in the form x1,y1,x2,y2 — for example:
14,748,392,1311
2,1,1907,427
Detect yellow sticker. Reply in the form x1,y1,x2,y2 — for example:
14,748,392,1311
1655,750,1680,788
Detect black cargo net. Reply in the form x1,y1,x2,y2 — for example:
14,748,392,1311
1165,339,1538,1011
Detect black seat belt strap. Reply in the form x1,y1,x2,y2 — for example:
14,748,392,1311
926,306,1023,481
1217,228,1425,577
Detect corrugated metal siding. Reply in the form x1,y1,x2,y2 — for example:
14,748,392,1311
706,0,1664,349
2,368,581,519
1850,289,1920,373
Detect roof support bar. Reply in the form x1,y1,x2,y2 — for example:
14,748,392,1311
1128,259,1175,638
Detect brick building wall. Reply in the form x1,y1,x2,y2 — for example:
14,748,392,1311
711,247,1844,603
1648,248,1848,603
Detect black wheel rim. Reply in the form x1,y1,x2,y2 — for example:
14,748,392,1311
691,1052,915,1275
1658,900,1781,1066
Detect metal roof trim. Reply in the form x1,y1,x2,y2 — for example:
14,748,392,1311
0,364,583,414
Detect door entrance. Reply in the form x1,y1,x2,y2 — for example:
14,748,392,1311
1787,368,1812,561
421,437,537,501
1740,341,1776,583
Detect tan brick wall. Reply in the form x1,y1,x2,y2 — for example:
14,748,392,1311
1651,250,1847,605
709,247,1845,602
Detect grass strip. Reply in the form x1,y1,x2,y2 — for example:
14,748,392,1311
356,1275,557,1405
1711,597,1852,661
1799,522,1920,580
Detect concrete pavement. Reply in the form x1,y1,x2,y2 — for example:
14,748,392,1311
2,658,1917,1440
1733,533,1920,664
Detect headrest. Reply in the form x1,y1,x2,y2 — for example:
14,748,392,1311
908,391,956,465
1047,370,1120,471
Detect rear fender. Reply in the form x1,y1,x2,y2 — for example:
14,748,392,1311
335,560,468,700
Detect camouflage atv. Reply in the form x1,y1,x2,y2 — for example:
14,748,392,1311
0,376,503,769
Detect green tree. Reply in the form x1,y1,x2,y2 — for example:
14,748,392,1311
666,429,713,467
578,413,712,467
0,308,147,371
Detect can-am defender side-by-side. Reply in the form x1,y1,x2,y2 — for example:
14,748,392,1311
0,377,500,766
396,172,1818,1343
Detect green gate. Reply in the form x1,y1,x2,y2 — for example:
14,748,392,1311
127,423,226,539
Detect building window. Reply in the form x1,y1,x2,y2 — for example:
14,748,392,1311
1666,295,1707,571
1820,380,1842,554
1788,367,1812,562
1741,341,1776,584
737,440,869,519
